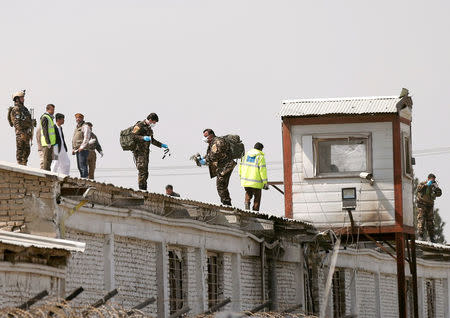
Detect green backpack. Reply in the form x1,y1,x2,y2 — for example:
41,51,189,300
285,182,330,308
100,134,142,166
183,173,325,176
222,134,245,160
119,122,139,151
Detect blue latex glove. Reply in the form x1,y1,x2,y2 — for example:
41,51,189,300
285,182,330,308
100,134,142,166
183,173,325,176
427,180,433,186
143,136,151,142
199,158,206,165
161,144,168,149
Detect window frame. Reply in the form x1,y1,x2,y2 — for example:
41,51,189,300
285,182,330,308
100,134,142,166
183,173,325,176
168,248,186,314
207,252,223,308
402,133,413,178
331,268,346,318
311,133,373,178
426,279,436,318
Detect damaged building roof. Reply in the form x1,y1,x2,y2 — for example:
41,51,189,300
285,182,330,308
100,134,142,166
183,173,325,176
0,161,316,238
280,94,412,117
0,230,85,252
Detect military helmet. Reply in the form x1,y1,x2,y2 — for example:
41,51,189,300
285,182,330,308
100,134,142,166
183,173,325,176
12,90,25,101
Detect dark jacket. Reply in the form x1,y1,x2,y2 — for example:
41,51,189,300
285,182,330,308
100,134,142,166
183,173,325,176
54,125,68,154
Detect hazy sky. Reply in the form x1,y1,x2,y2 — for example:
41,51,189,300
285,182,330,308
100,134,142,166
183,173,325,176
1,1,450,237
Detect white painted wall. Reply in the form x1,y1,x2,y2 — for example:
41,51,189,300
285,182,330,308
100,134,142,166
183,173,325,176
60,198,303,316
291,122,396,228
319,248,450,318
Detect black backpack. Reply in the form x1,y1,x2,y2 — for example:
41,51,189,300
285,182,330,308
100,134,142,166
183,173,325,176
222,134,245,160
119,122,139,151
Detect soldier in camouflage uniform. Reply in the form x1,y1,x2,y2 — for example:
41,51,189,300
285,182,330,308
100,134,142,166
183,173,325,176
200,129,236,206
416,173,442,242
8,90,36,165
131,113,169,190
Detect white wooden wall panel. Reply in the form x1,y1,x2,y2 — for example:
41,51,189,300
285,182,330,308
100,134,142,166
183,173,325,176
291,122,396,228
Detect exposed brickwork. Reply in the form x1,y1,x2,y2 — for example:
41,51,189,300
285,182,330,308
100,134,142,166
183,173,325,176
0,273,62,307
240,256,262,311
185,247,203,313
222,253,233,311
276,261,299,310
114,236,158,315
435,278,446,317
356,270,376,317
65,229,106,305
379,274,398,318
0,170,57,232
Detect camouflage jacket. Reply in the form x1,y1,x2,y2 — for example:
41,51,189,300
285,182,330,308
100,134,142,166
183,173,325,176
205,136,236,178
131,121,162,153
10,102,33,134
417,181,442,206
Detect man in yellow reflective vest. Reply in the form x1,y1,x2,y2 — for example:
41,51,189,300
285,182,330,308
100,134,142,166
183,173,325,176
239,142,268,211
40,104,56,171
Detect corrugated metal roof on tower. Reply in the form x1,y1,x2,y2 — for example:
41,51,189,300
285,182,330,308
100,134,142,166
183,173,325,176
280,96,404,117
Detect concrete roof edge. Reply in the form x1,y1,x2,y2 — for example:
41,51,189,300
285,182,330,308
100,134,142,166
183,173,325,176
0,230,86,252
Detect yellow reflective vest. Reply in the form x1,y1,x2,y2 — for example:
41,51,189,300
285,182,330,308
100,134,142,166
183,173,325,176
239,149,268,189
40,113,56,147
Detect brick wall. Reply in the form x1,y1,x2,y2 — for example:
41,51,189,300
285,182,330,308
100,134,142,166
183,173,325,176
114,235,158,315
435,278,446,317
240,256,262,311
356,270,376,317
0,169,57,234
222,253,233,311
0,272,62,307
276,261,299,310
380,274,398,318
65,229,106,305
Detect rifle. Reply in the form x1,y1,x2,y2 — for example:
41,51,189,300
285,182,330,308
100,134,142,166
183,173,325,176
30,107,35,146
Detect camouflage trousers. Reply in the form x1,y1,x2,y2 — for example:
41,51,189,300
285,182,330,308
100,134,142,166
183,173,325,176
15,132,31,166
216,170,233,205
417,203,435,242
133,151,149,190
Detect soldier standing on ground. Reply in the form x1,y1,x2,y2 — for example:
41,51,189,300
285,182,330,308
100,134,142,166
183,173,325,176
416,173,443,242
131,113,169,190
8,90,36,165
86,122,103,180
198,129,236,206
239,142,268,211
40,104,56,171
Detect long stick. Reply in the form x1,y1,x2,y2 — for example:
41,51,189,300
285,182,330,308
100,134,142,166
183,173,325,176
127,297,156,315
246,301,272,315
18,290,49,310
203,298,231,315
90,289,118,308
